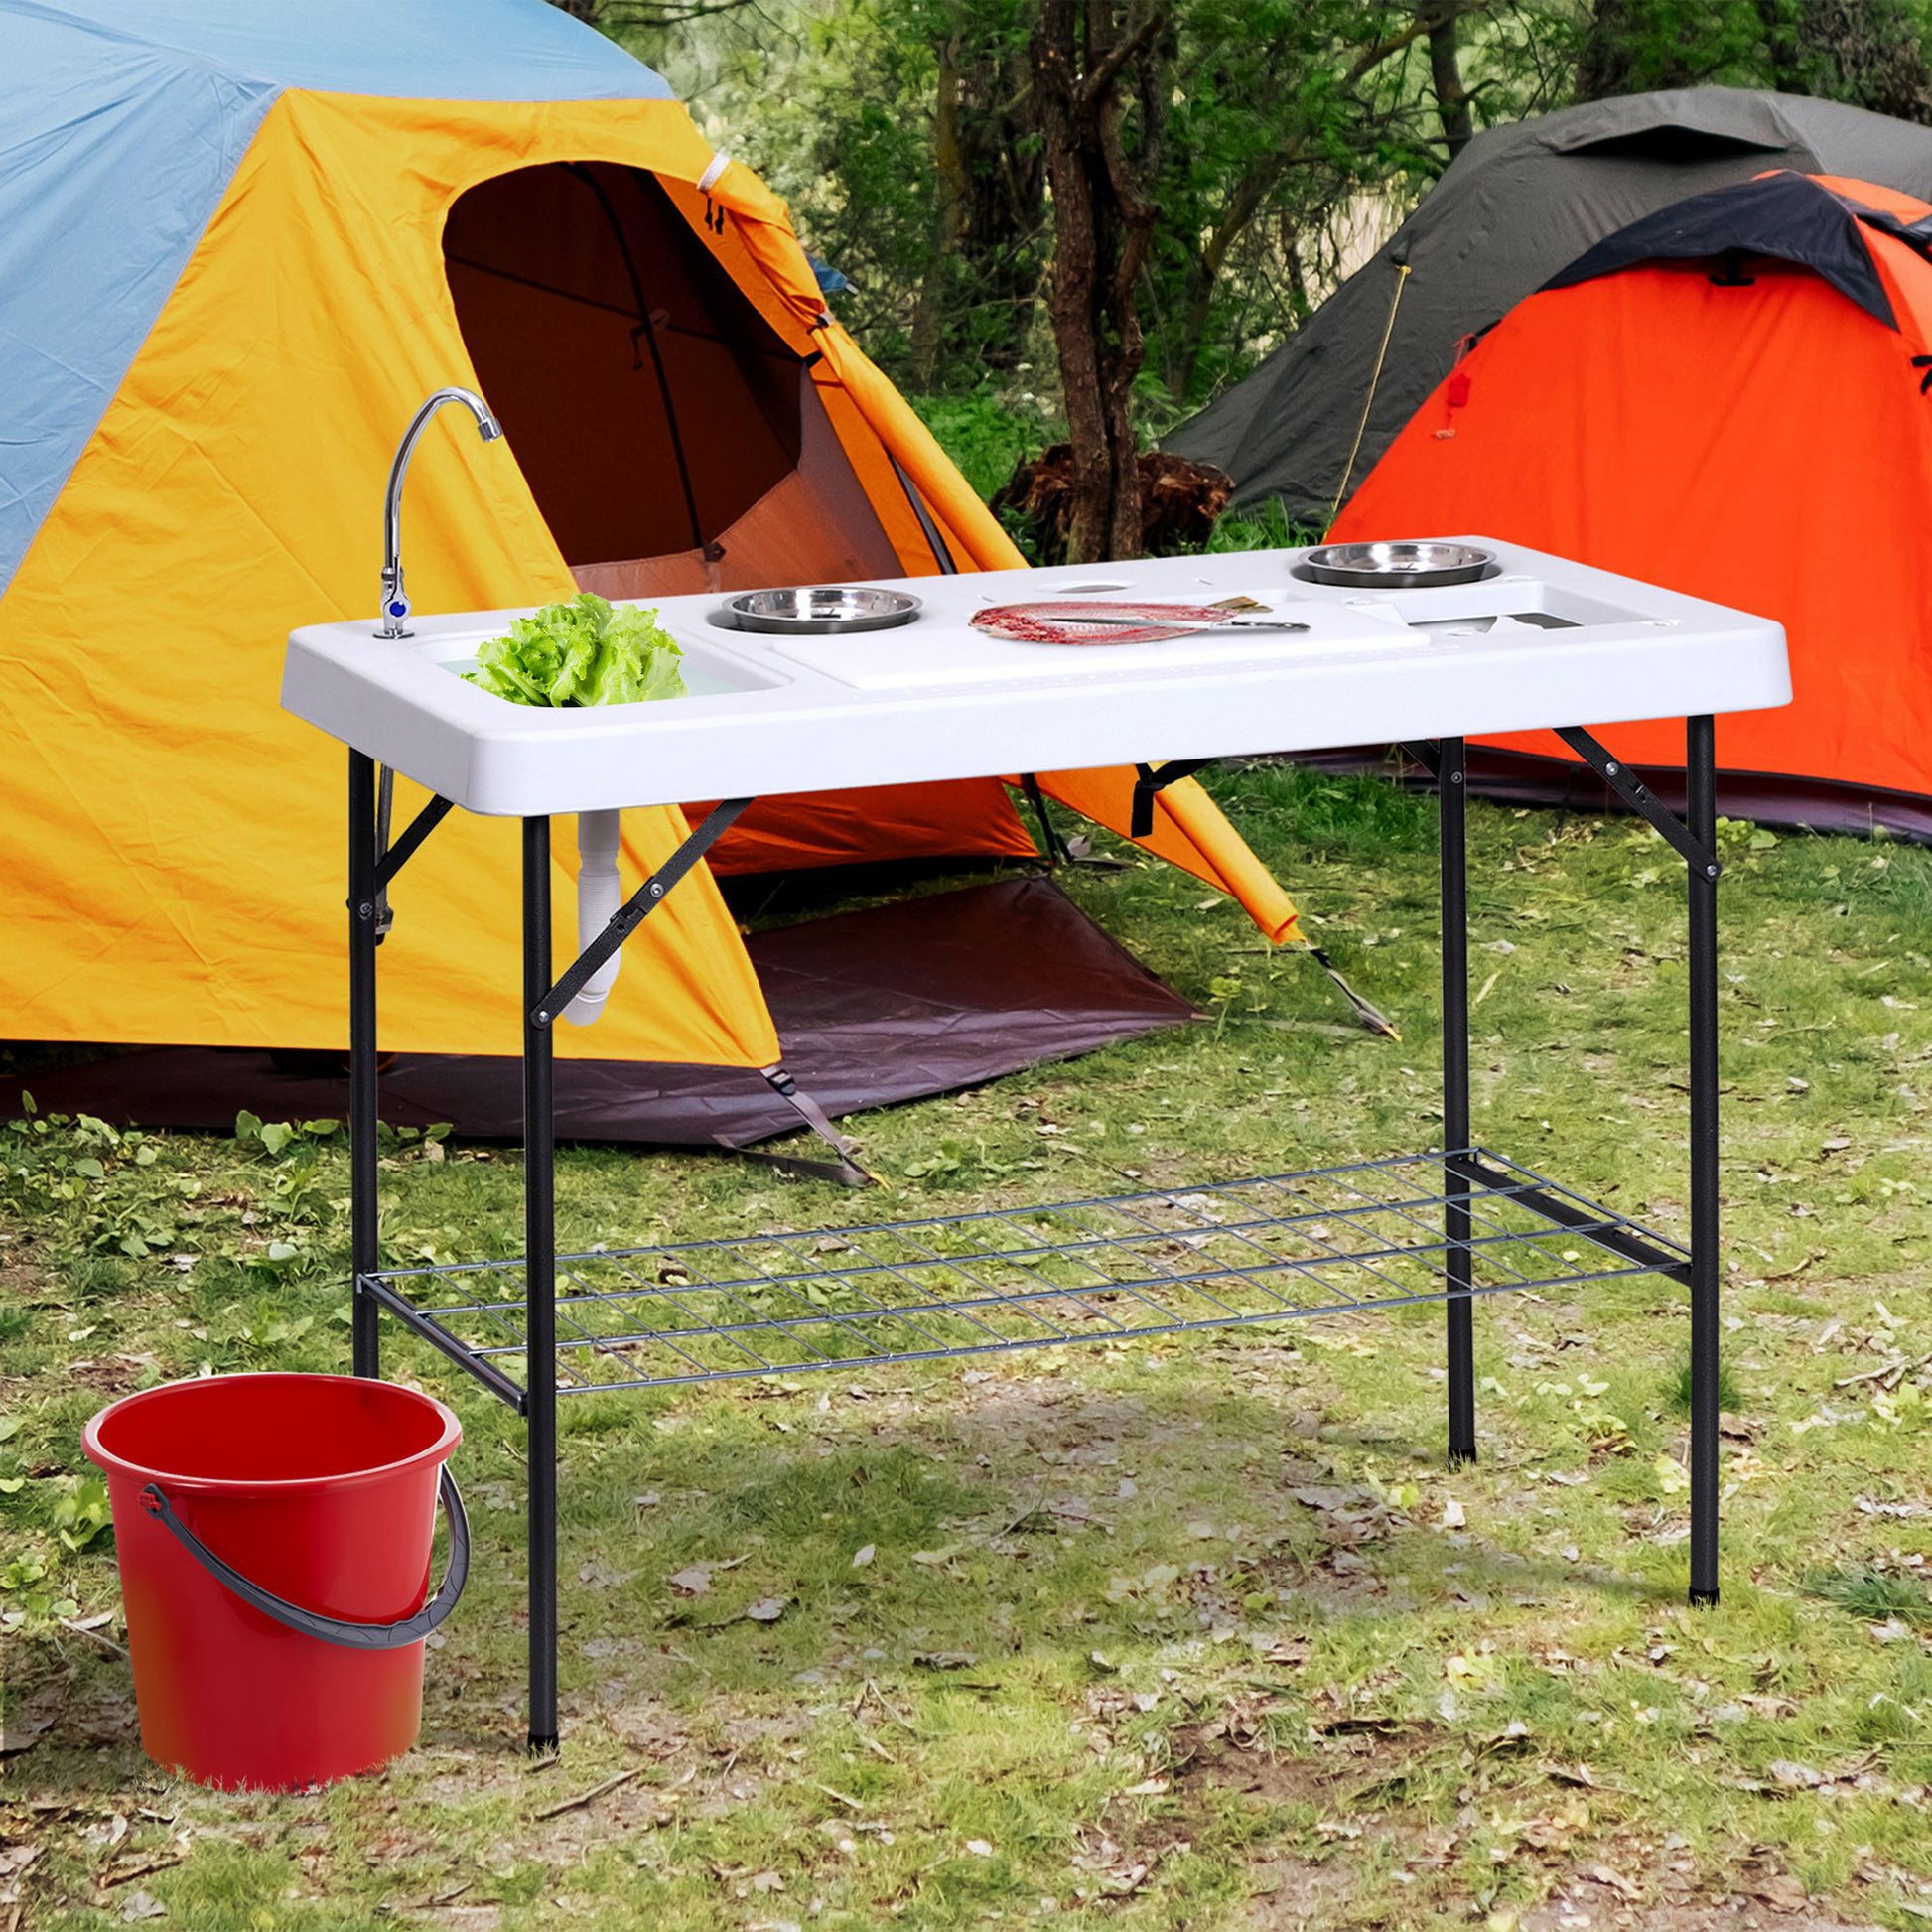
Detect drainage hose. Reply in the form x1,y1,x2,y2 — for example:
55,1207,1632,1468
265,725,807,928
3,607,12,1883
566,810,622,1026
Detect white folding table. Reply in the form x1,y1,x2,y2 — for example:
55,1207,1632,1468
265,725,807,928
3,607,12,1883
284,539,1791,1750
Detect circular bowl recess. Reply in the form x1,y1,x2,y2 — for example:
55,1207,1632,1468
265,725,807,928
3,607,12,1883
1294,541,1497,590
724,587,922,634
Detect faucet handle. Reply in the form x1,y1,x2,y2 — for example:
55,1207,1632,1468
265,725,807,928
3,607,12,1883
377,564,411,640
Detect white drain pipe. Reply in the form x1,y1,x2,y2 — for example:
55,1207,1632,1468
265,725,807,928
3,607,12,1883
565,810,622,1026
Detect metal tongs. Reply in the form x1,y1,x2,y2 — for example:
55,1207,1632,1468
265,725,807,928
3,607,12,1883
1068,600,1307,635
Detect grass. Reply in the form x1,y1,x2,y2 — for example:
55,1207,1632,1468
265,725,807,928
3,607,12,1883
5,764,1932,1929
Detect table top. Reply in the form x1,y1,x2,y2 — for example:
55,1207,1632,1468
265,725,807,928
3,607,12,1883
282,540,1790,816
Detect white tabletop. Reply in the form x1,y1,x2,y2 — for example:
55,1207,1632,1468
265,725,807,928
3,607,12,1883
282,541,1790,817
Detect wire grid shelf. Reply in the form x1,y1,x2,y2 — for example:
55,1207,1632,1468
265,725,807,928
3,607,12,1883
362,1148,1687,1406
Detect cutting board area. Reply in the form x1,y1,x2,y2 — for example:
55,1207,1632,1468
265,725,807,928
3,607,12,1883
751,596,1418,691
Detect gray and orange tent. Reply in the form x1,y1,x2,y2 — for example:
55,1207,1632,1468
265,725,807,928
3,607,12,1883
1334,170,1932,838
0,0,1336,1152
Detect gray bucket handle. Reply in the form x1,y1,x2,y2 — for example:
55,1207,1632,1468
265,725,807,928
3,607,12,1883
137,1468,469,1651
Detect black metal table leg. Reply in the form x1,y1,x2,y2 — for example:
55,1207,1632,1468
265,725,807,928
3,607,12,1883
1686,716,1722,1605
522,816,560,1750
349,750,381,1379
1440,738,1475,1466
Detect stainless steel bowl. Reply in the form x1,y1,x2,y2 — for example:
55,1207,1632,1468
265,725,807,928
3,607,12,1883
724,586,922,634
1294,541,1496,589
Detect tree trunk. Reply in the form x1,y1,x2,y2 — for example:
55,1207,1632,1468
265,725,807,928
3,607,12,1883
1423,2,1473,156
1031,0,1170,563
956,35,1048,373
909,33,968,389
1168,152,1289,404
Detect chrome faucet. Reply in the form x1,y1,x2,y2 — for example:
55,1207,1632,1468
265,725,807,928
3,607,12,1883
376,386,502,638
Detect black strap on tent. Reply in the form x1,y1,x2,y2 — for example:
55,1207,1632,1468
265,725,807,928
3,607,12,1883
1011,776,1130,871
888,453,957,575
1130,759,1211,839
567,163,708,550
728,1067,874,1186
1543,171,1899,331
1299,945,1400,1040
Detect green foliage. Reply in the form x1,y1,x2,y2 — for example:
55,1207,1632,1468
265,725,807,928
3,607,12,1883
612,0,1566,403
233,1109,341,1159
908,391,1059,501
1667,1349,1743,1417
1805,1564,1932,1625
50,1471,110,1553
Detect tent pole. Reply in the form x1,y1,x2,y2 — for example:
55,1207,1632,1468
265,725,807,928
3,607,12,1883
889,452,958,574
567,164,705,552
1019,774,1074,866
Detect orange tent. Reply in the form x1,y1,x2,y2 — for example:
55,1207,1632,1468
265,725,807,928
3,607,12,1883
1334,170,1932,836
1,0,1309,1145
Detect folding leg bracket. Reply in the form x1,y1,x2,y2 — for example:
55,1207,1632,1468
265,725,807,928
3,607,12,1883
374,793,456,893
1554,728,1721,879
532,797,753,1026
352,787,455,948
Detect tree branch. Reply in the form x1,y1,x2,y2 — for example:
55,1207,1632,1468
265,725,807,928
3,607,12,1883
1079,5,1172,114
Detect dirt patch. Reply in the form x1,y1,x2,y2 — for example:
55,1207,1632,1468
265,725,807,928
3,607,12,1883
907,1378,1208,1469
1519,1869,1888,1931
1237,1851,1371,1929
58,1351,163,1396
1166,1715,1452,1927
1170,1706,1444,1829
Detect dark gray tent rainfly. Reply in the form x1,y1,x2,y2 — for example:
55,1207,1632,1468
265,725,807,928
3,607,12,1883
1167,87,1932,527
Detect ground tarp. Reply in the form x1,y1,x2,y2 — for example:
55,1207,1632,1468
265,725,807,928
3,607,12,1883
0,876,1196,1149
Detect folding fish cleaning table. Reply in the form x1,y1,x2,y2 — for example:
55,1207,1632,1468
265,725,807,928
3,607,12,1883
282,540,1791,1750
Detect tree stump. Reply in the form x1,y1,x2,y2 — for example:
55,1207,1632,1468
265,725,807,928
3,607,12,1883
990,445,1234,565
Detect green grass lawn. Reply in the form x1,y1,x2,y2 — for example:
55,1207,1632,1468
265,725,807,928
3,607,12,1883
5,763,1932,1930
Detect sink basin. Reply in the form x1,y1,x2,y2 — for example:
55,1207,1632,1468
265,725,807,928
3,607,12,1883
432,647,761,700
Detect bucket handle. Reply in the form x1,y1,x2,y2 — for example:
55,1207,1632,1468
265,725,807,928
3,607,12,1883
137,1469,470,1652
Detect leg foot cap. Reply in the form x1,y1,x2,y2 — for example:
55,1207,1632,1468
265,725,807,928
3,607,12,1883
1688,1587,1719,1609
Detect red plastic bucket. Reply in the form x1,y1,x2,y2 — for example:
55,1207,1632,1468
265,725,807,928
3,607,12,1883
84,1373,466,1790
